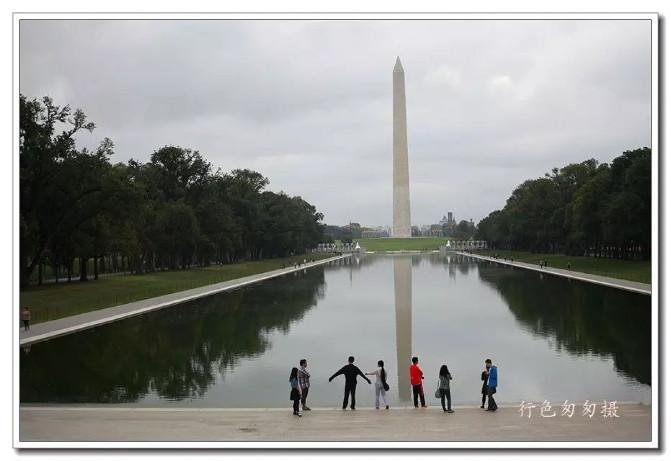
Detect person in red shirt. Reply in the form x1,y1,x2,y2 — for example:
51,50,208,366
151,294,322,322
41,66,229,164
409,356,427,408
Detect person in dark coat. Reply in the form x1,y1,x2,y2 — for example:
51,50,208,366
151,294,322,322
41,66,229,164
289,367,302,417
480,368,489,408
328,356,371,410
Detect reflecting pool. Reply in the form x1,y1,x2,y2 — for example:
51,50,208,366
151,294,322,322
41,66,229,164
20,253,651,407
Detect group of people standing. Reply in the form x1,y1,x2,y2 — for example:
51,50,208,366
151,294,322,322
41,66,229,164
289,356,499,417
409,356,453,412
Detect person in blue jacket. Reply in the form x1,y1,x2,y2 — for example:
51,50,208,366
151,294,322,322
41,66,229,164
485,358,498,412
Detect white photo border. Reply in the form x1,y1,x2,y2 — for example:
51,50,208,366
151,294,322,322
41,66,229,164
12,11,659,450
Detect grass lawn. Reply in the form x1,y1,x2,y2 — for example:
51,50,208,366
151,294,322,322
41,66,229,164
20,254,332,324
474,249,651,284
355,237,451,252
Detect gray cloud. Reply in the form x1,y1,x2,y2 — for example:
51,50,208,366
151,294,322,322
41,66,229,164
20,19,652,226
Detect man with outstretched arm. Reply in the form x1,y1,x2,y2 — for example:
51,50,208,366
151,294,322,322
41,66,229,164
328,356,371,410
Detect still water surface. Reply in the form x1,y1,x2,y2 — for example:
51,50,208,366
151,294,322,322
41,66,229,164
20,253,651,407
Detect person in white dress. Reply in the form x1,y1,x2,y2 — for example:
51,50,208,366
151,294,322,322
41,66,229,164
365,360,390,410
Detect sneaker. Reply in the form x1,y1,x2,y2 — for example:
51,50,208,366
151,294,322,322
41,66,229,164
385,406,390,410
351,407,356,410
421,405,428,408
375,407,380,410
480,405,484,409
447,409,454,413
302,406,311,411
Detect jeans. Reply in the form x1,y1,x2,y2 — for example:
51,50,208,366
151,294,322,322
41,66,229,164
375,383,388,408
487,387,498,410
412,384,425,407
301,387,309,408
440,388,452,411
292,398,300,414
343,381,357,409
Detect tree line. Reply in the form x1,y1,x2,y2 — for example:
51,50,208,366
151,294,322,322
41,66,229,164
475,147,651,259
20,95,325,286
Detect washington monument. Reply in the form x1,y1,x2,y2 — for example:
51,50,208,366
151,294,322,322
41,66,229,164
393,56,411,238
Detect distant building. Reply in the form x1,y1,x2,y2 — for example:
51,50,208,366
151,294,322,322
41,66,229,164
430,224,443,237
341,222,362,238
439,212,457,231
362,229,389,239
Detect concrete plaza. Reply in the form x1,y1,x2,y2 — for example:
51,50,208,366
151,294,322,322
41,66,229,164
19,403,651,444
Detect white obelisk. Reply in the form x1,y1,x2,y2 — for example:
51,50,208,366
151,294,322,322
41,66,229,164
393,57,411,238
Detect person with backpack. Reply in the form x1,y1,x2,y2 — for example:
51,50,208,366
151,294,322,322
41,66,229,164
289,367,302,417
485,358,498,412
436,364,453,413
365,360,390,410
328,356,371,410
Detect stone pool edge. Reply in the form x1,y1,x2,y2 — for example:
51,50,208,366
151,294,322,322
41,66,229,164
19,254,347,346
456,252,652,295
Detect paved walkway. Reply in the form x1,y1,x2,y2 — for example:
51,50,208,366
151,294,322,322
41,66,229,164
457,252,651,295
19,255,346,346
19,404,652,444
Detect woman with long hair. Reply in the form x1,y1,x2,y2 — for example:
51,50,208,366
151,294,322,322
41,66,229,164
365,360,390,410
481,367,489,408
289,367,302,417
438,364,454,413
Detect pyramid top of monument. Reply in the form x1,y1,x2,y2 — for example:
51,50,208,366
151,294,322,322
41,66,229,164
393,56,404,72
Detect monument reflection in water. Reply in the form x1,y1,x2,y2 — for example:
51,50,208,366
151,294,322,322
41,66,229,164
20,254,651,407
394,256,412,402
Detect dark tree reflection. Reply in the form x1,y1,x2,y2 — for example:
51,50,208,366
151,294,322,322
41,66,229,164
20,269,325,403
477,266,651,385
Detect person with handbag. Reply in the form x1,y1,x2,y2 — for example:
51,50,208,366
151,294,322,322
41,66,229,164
435,364,453,413
365,360,390,410
289,367,302,417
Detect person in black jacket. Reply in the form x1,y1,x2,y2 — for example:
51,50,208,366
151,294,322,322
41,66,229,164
328,356,371,410
480,368,489,408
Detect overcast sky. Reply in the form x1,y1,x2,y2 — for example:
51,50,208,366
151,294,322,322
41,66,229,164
19,19,652,227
